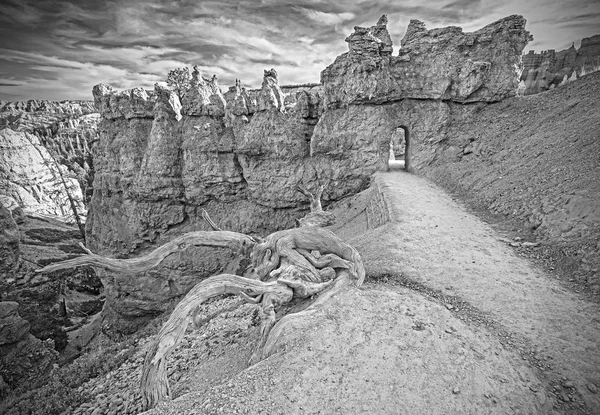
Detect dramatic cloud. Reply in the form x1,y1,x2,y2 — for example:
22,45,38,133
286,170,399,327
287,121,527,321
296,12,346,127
0,0,598,101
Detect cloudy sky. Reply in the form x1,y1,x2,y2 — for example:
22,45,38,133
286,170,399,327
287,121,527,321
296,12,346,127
0,0,598,101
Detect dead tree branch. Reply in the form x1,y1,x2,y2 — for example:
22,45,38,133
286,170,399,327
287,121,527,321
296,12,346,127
36,231,255,274
140,274,294,409
201,209,222,231
296,185,335,227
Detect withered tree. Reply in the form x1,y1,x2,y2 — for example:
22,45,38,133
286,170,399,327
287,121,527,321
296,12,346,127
38,185,365,410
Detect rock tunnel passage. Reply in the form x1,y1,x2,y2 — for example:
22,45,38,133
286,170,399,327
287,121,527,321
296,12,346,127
387,126,410,171
333,172,600,413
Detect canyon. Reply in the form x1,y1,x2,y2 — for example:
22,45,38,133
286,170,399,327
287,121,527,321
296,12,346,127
0,13,599,415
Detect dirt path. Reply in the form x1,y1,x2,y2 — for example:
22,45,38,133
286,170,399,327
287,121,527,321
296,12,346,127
141,171,598,415
125,170,600,415
334,172,600,413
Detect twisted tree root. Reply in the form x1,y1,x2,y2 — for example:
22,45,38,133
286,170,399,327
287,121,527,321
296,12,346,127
140,274,293,410
249,227,365,286
36,231,255,274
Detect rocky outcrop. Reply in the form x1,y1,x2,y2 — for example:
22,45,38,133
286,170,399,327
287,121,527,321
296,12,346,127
88,69,327,332
0,302,29,345
520,34,600,95
0,196,25,224
321,15,531,108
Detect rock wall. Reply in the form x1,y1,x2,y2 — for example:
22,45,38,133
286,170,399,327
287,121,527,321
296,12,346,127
88,69,327,332
520,34,600,95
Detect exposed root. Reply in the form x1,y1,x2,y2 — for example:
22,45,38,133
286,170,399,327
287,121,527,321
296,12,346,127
249,227,365,286
36,231,255,274
140,274,293,410
252,272,352,364
201,209,222,231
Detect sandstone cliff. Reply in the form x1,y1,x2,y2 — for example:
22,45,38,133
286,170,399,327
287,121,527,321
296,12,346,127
312,14,531,178
321,15,531,108
520,34,600,95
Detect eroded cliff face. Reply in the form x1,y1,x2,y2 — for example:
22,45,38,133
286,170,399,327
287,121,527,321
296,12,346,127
0,100,96,220
321,15,531,108
89,69,328,332
0,301,58,395
520,34,600,95
88,15,531,333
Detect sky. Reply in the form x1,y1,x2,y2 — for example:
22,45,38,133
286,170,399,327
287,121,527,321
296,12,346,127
0,0,598,101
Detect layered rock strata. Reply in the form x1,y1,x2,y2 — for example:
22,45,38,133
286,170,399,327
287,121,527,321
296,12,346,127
0,100,96,219
89,69,326,332
521,34,600,95
88,15,531,332
0,128,85,219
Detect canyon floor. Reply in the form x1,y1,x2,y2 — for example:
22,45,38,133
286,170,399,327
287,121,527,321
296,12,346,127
41,171,597,415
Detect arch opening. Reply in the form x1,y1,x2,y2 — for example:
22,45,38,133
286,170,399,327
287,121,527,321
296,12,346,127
387,126,411,171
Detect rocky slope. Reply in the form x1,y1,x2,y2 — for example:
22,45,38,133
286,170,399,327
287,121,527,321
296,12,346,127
426,71,600,293
521,34,600,95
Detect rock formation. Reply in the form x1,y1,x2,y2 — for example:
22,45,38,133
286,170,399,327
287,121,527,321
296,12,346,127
0,128,85,220
321,15,531,108
84,15,531,333
521,34,600,95
312,14,531,181
0,100,96,220
0,302,29,346
89,69,326,332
